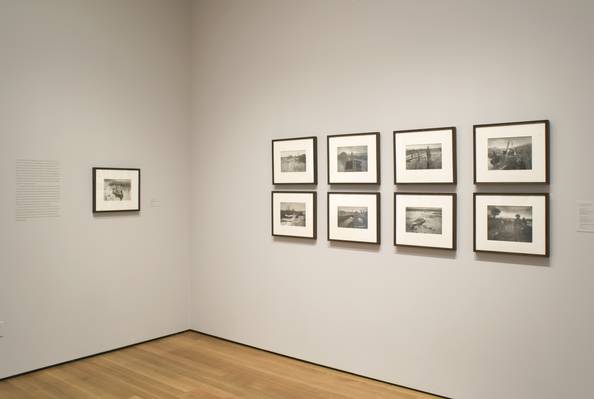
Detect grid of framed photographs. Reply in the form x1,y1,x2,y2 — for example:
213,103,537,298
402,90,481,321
271,119,550,257
271,136,319,240
473,120,550,257
393,126,457,250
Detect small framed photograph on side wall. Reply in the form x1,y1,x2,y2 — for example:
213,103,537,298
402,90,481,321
93,168,141,213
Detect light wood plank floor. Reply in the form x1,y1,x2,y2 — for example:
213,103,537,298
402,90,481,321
0,331,443,399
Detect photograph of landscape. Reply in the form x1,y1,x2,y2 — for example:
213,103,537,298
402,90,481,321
280,202,306,226
488,136,532,170
406,143,442,170
103,179,132,201
337,145,368,172
281,150,306,172
487,205,532,242
337,206,368,229
405,207,442,234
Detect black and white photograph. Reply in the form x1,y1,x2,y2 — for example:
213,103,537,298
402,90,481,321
103,179,132,201
488,136,532,170
328,132,379,184
93,168,140,213
280,150,306,173
337,206,368,229
272,136,317,184
328,192,380,244
487,205,532,242
272,191,316,239
394,193,456,249
280,202,306,227
337,145,368,172
474,193,549,256
406,143,442,170
405,207,442,234
394,127,456,184
474,120,549,183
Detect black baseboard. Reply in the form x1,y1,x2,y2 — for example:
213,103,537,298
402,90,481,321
0,329,192,382
188,328,452,399
0,328,452,398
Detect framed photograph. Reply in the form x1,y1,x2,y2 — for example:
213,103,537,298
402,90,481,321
474,120,549,184
327,132,380,184
474,193,549,257
93,168,140,213
394,193,456,250
393,127,456,184
271,191,317,239
272,136,317,185
328,192,380,244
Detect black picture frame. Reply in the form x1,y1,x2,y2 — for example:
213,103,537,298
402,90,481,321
393,127,457,185
394,192,457,250
272,136,318,185
327,192,381,244
327,132,380,185
473,192,550,257
92,167,141,213
473,120,550,184
271,191,317,239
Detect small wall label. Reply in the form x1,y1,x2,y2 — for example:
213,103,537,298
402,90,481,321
577,201,594,233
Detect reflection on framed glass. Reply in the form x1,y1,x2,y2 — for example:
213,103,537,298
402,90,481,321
394,193,456,249
327,132,380,184
272,191,316,239
474,193,549,257
393,127,457,184
93,168,140,213
474,120,549,183
272,136,317,185
328,192,380,244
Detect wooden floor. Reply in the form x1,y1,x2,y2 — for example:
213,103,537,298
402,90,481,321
0,331,442,399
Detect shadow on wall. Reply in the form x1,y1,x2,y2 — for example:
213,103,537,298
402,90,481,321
394,246,457,260
272,236,317,246
474,252,550,268
328,241,381,253
93,212,141,220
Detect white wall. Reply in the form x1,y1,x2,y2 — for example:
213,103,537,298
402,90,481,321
189,1,594,398
0,0,192,379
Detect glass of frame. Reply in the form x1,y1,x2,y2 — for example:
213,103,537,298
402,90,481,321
92,168,140,213
327,132,380,184
473,120,549,184
393,127,457,184
271,191,317,239
327,192,380,244
473,193,549,257
272,136,317,185
394,193,456,250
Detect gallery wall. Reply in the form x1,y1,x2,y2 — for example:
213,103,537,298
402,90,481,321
0,0,193,378
189,1,594,398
